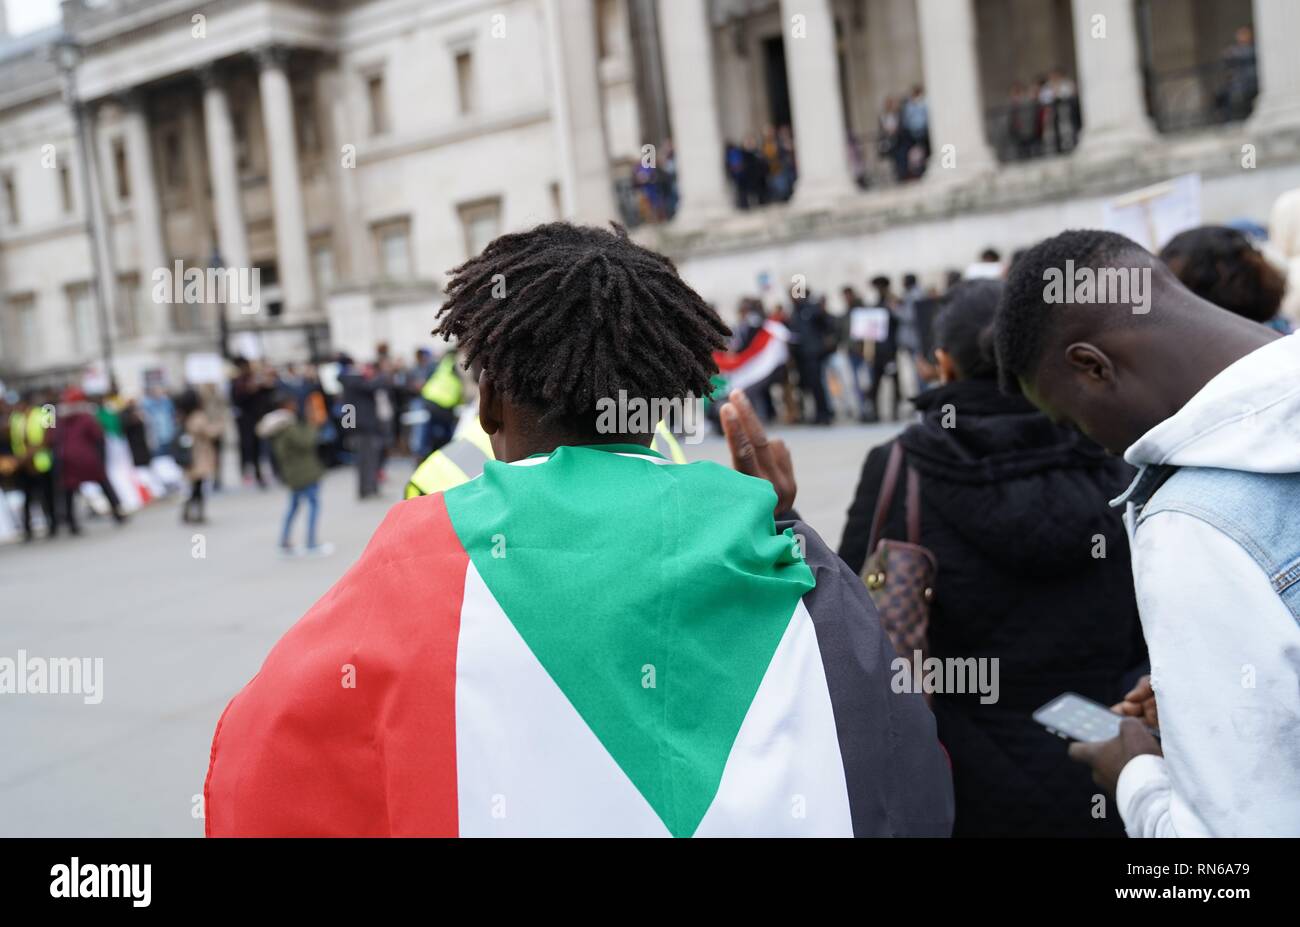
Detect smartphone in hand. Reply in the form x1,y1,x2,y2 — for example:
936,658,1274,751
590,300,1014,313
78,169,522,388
1033,692,1125,743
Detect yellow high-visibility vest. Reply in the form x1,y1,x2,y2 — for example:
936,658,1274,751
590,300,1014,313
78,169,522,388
405,417,688,498
421,354,464,410
10,410,52,473
404,413,493,499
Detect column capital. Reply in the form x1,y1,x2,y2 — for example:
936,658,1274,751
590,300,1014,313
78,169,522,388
113,87,146,114
195,62,224,92
252,44,292,73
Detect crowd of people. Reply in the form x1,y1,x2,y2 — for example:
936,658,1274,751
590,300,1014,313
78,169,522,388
724,249,1003,428
721,90,931,205
6,191,1299,838
996,70,1082,162
875,85,931,182
0,345,465,554
726,126,798,208
623,139,680,226
623,23,1259,222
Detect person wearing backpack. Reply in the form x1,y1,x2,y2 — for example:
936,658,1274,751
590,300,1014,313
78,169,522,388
838,280,1146,836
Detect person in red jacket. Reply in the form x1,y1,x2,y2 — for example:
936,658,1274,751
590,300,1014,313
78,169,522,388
54,387,126,533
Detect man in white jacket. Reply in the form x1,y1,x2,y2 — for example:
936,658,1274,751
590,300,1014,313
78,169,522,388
993,229,1300,837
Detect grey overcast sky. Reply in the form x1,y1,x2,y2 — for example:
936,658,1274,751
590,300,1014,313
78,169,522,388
7,0,62,36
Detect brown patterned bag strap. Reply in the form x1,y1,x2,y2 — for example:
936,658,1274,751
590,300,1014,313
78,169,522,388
905,464,922,545
867,442,905,553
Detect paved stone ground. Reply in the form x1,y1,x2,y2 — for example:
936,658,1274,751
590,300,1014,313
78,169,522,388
0,421,900,836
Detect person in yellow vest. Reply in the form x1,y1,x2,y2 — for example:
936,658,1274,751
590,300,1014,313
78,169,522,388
417,349,464,458
404,404,493,498
10,392,59,540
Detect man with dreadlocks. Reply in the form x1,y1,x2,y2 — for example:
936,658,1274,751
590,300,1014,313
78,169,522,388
205,223,953,837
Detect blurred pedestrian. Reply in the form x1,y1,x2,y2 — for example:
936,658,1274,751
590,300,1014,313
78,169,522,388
9,392,57,540
864,276,900,422
231,358,274,488
53,387,127,533
176,389,223,525
199,383,232,491
339,359,392,499
901,86,930,178
260,393,333,557
140,384,177,458
791,290,836,425
1218,26,1258,121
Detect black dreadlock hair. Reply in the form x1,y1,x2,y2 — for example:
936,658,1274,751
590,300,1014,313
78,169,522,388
994,229,1150,393
433,222,730,430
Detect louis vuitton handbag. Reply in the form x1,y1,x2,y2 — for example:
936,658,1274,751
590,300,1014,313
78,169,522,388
861,442,937,659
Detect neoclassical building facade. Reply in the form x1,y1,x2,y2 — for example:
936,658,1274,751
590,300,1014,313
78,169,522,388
0,0,647,389
1,0,1299,390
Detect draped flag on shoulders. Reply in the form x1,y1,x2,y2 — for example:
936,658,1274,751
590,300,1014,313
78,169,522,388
712,320,790,395
204,445,952,837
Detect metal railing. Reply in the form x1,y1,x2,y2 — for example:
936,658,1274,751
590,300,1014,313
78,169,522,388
1143,59,1258,134
984,97,1082,164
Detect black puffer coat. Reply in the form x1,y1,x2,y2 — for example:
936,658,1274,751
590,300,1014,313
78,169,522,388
838,378,1147,837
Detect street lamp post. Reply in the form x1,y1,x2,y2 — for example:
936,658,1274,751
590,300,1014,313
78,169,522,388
52,34,117,394
210,244,231,359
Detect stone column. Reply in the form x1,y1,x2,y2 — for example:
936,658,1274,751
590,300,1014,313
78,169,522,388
658,0,730,222
1071,0,1155,159
1249,0,1300,134
915,0,996,181
81,103,120,348
321,66,370,286
256,45,315,316
779,0,856,205
198,65,251,276
544,0,618,223
120,91,168,335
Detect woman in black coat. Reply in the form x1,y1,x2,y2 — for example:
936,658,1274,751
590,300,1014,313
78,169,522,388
838,280,1147,837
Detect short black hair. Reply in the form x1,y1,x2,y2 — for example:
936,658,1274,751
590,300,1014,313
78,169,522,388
1158,225,1284,323
433,222,729,430
994,229,1150,392
934,280,1002,381
176,389,200,416
981,248,1001,263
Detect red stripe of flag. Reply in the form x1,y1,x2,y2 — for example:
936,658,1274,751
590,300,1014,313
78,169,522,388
205,493,468,836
